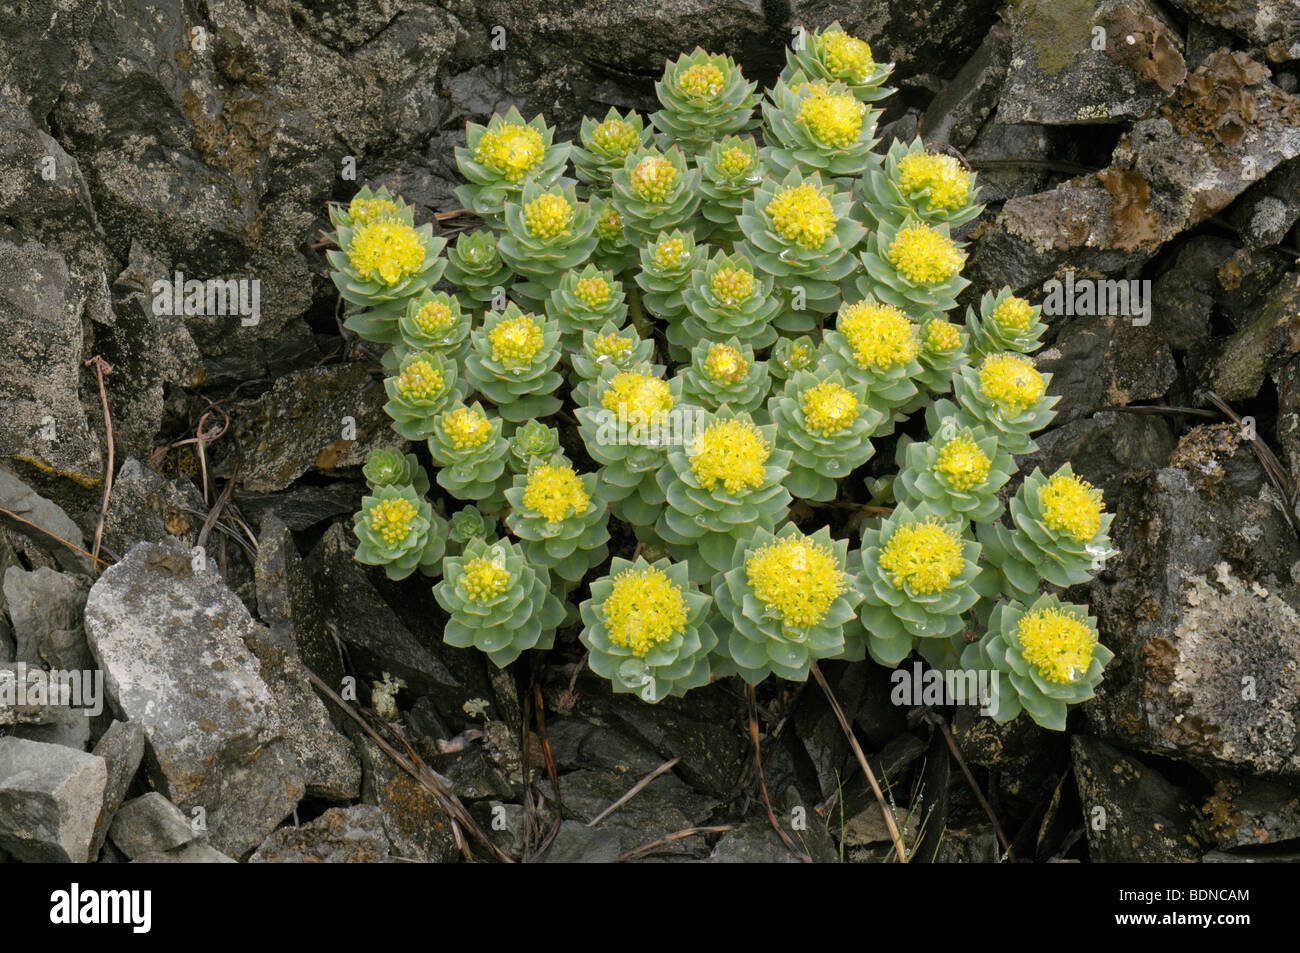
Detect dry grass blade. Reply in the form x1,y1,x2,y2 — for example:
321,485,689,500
0,507,109,568
921,710,1013,860
522,673,564,861
746,684,813,863
615,825,733,862
588,757,680,828
83,355,115,569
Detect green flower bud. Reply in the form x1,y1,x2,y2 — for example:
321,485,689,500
507,419,562,475
676,338,770,418
362,447,430,496
544,264,629,352
444,229,513,311
965,288,1047,361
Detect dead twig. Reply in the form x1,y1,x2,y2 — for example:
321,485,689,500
588,758,680,828
921,710,1013,860
747,684,813,863
1098,404,1221,419
0,507,109,568
615,826,733,863
83,356,115,569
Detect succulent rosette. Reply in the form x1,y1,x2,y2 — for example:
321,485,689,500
434,537,565,668
784,22,893,104
737,169,865,324
768,334,821,387
453,108,570,224
575,363,681,527
768,368,881,501
611,146,702,246
426,401,510,507
544,264,629,351
852,503,982,666
965,288,1047,360
589,197,638,273
761,73,878,181
444,229,513,310
713,524,862,683
820,297,922,427
635,229,708,329
858,138,982,228
949,351,1058,454
858,217,968,316
677,248,782,353
382,350,467,440
580,557,718,702
977,465,1115,602
463,304,564,422
677,338,770,417
352,484,447,581
572,108,654,192
648,49,759,154
385,290,472,371
696,135,766,244
504,458,611,584
568,321,656,406
447,505,497,555
893,419,1012,523
507,419,562,475
654,408,792,583
328,184,410,230
911,315,969,397
329,209,447,338
960,595,1113,731
497,182,598,309
362,447,430,496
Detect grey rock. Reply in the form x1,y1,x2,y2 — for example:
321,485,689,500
0,736,106,862
1228,157,1300,251
1151,235,1235,354
250,805,391,863
3,566,91,670
89,720,146,859
235,481,363,533
9,701,93,752
0,0,101,117
108,792,196,859
1208,272,1300,401
83,541,304,857
1167,0,1300,60
966,118,1054,206
1016,411,1177,502
358,738,458,863
1201,777,1300,849
131,842,237,863
707,820,828,863
539,819,622,864
919,23,1011,151
0,467,90,575
101,458,207,556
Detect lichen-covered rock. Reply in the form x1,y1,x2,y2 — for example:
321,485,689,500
0,737,106,863
2,566,91,671
108,792,197,859
0,466,89,575
250,805,391,863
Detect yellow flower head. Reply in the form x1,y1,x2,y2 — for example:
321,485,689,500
489,313,546,367
474,122,545,183
879,519,965,594
460,555,512,602
395,358,445,402
934,435,991,491
348,194,398,225
801,380,859,435
440,407,492,450
651,235,688,270
710,266,757,305
677,62,726,98
745,535,845,629
896,152,971,211
991,295,1034,332
368,497,418,546
592,118,639,157
601,371,674,423
414,299,455,337
718,146,754,177
887,222,965,284
766,181,837,250
523,192,575,240
575,275,612,308
838,300,919,369
595,205,623,240
978,352,1045,414
924,318,962,353
704,343,748,384
602,567,688,657
688,418,770,494
818,30,874,81
1015,606,1097,684
1038,472,1104,542
348,220,428,286
522,463,591,522
798,91,864,148
630,155,679,202
592,332,634,360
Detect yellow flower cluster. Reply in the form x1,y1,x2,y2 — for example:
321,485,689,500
474,123,545,182
677,62,726,98
879,519,964,594
460,556,512,602
934,435,991,491
592,332,634,360
745,535,844,629
651,235,688,269
348,220,427,286
765,181,837,250
601,371,674,422
602,566,689,657
575,275,612,308
592,118,639,157
1038,472,1104,542
1015,607,1097,684
368,497,417,546
896,152,971,211
440,407,492,450
800,380,859,435
595,206,623,240
414,299,455,336
978,353,1045,415
924,318,962,353
797,91,864,148
522,463,591,522
991,295,1034,332
819,30,874,81
395,358,445,402
704,343,748,384
710,266,756,305
630,156,679,202
347,195,398,225
886,222,965,284
718,146,754,177
489,314,545,367
523,193,575,240
688,418,770,494
838,300,919,369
